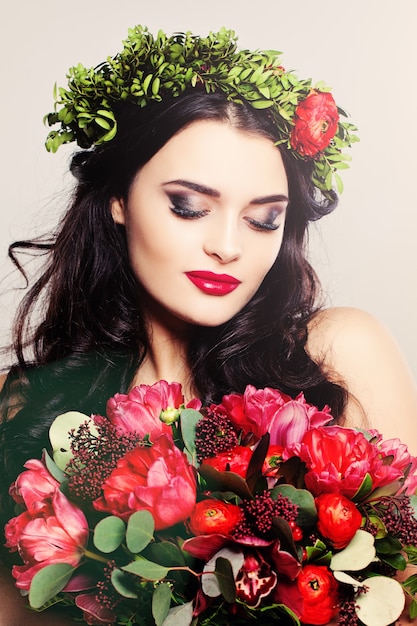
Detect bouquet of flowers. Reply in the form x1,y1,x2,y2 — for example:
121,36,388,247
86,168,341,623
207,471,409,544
4,381,417,626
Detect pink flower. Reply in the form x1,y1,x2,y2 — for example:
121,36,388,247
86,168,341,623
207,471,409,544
292,426,404,498
9,458,60,514
93,434,197,529
6,489,88,590
106,380,201,440
218,385,332,446
375,435,417,494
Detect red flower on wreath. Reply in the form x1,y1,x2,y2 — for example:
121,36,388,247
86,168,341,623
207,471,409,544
290,91,339,157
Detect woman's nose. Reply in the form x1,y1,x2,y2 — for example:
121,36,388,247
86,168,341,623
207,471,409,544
203,215,242,264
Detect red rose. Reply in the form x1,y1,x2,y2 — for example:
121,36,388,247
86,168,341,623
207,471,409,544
187,499,242,536
93,434,197,530
297,565,339,625
201,445,253,478
290,91,339,157
316,493,362,549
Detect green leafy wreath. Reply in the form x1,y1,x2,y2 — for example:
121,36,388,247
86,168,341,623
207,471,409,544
44,26,359,194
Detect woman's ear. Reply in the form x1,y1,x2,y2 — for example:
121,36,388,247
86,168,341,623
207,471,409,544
110,197,126,225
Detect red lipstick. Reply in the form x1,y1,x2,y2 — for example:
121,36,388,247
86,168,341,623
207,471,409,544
185,271,241,295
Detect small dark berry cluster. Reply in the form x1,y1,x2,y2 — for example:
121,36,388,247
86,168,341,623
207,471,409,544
379,495,417,546
66,415,143,501
95,560,121,611
194,407,238,463
234,491,298,539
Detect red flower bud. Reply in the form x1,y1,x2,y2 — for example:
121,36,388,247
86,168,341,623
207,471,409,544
187,499,242,536
315,492,362,549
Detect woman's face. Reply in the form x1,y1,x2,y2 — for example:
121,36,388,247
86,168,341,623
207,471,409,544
111,120,289,328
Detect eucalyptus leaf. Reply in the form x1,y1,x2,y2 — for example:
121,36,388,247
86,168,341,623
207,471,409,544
93,515,126,553
215,556,236,603
111,569,139,598
179,408,202,464
355,576,405,626
49,411,96,470
122,558,169,581
330,530,376,572
162,601,194,626
202,548,244,598
126,510,155,553
43,448,66,483
152,583,172,626
29,563,75,608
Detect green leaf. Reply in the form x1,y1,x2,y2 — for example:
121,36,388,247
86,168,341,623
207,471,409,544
215,557,236,603
246,432,270,492
111,568,139,598
146,540,189,567
43,448,66,483
179,408,202,464
271,484,317,528
126,510,155,553
152,583,172,626
29,563,75,608
375,534,403,555
330,530,376,572
355,576,405,626
381,552,407,570
122,558,169,581
352,473,373,501
198,464,253,499
250,99,273,109
161,601,194,626
93,515,126,553
410,599,417,620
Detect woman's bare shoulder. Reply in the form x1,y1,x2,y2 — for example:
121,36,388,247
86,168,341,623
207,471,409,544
306,307,417,450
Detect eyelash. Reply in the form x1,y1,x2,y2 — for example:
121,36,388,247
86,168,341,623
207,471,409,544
169,199,281,232
245,218,280,232
169,203,208,219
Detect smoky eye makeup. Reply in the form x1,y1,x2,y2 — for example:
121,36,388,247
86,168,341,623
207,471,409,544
166,192,209,219
245,206,285,231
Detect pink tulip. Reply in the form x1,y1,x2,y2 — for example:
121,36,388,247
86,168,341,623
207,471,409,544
106,380,200,440
7,489,89,590
292,426,404,498
9,458,60,514
218,385,332,445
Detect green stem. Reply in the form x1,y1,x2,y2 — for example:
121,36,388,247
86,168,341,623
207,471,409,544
84,548,109,564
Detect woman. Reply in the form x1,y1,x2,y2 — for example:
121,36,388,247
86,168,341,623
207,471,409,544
0,26,416,625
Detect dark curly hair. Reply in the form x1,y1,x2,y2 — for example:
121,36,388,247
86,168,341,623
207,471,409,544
0,91,346,518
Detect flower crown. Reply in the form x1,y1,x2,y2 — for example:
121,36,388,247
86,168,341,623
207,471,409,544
45,26,358,195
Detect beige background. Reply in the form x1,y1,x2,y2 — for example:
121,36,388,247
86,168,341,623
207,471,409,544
1,0,416,379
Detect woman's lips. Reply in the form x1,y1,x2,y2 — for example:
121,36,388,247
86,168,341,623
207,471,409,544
185,271,241,296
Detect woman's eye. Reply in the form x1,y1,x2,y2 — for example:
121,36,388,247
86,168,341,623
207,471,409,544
245,217,280,232
167,193,209,219
170,203,208,219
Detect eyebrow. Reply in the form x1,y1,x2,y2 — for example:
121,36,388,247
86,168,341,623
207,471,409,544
163,179,289,205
